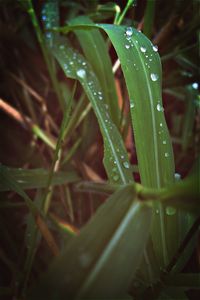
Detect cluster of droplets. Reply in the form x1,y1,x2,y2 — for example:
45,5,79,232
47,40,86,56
155,206,176,216
124,27,159,82
110,150,130,182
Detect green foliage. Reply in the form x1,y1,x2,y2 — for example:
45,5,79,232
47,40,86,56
0,0,199,299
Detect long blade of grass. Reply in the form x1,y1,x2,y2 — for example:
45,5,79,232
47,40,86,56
69,15,120,128
41,2,133,185
41,82,76,214
0,166,79,191
29,185,152,299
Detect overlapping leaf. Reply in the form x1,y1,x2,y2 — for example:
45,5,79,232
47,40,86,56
41,2,133,185
29,185,151,299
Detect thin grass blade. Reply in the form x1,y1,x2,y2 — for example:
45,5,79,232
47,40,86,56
69,15,120,127
0,166,79,191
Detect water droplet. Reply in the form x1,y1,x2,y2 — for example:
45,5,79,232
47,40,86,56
125,27,133,37
99,96,103,100
156,104,164,112
152,45,158,52
140,46,147,53
156,209,159,214
121,155,124,159
164,152,169,158
166,206,176,216
59,44,65,50
123,161,130,169
150,73,159,81
76,69,86,78
163,140,167,145
82,62,86,66
192,82,198,89
46,32,52,39
174,173,181,180
160,123,163,127
125,44,130,49
113,174,119,181
130,103,135,109
42,15,47,21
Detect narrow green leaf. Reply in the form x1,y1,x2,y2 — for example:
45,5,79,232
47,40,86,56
182,84,197,151
41,3,133,185
69,16,120,127
143,0,155,38
0,166,79,191
29,185,152,299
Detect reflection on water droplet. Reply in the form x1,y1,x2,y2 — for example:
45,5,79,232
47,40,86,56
130,103,135,109
164,152,169,157
153,45,158,52
121,155,124,159
163,140,167,144
140,46,147,53
123,161,130,169
192,82,198,89
125,27,133,37
59,44,65,50
160,123,163,127
166,206,176,216
174,173,181,180
76,69,86,78
125,44,130,49
156,104,164,112
156,209,159,214
150,73,159,81
113,174,119,181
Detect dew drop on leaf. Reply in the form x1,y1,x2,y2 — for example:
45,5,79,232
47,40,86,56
152,45,158,52
125,44,130,49
76,69,86,78
123,161,130,169
113,174,119,181
192,82,198,89
140,46,147,53
125,27,133,37
163,140,167,145
156,104,164,112
166,206,176,216
174,173,181,180
150,73,159,81
130,103,135,109
164,152,169,157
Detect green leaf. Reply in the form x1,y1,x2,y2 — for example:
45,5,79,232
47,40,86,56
41,2,133,185
29,185,152,299
0,166,79,191
69,15,120,128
